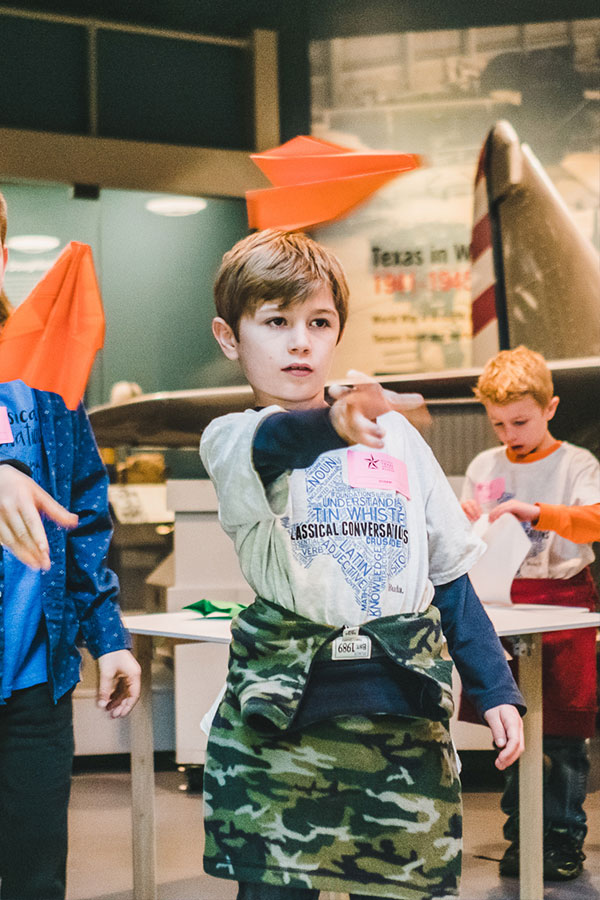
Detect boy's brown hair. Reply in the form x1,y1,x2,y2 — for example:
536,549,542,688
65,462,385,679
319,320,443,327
213,229,349,341
475,345,554,408
0,190,13,325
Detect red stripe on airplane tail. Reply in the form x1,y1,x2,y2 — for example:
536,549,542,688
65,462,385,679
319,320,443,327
471,284,497,335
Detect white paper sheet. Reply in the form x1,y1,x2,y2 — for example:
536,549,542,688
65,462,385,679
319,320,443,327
468,513,532,605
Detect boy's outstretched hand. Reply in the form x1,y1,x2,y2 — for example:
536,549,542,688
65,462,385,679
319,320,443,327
483,704,525,770
97,649,141,718
329,371,430,447
0,465,78,570
329,382,391,448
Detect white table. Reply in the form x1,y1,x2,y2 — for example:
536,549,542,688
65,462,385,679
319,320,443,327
123,605,600,900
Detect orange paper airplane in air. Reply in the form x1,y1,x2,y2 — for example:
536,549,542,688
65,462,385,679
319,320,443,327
0,241,104,409
247,135,422,231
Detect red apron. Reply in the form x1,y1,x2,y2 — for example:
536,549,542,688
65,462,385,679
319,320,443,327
460,567,599,738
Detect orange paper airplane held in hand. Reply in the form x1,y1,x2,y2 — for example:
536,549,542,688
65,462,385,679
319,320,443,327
246,135,422,231
0,241,105,409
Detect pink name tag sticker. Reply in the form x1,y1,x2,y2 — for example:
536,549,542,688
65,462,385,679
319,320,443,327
475,476,505,505
347,449,410,498
0,407,14,444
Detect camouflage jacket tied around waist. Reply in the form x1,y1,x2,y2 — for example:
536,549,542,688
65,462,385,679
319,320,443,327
226,597,455,734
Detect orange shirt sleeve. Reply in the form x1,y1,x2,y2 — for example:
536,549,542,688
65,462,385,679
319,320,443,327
534,503,600,543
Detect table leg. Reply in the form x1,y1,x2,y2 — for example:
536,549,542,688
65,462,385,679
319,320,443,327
130,634,157,900
518,633,544,900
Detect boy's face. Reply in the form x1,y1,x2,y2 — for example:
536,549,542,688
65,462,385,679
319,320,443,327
212,285,340,410
485,394,559,459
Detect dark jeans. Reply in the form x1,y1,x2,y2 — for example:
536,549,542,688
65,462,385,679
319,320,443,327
501,735,589,846
0,683,74,900
237,884,386,899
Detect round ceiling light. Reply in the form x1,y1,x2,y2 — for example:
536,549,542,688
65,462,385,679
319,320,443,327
6,234,61,253
145,196,207,217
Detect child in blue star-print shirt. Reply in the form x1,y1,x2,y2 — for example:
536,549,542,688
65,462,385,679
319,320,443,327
0,190,140,900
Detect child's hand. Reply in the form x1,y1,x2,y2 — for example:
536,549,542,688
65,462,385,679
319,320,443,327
97,649,142,718
489,499,540,525
461,499,482,522
330,370,431,439
483,704,524,770
0,465,78,570
328,382,391,448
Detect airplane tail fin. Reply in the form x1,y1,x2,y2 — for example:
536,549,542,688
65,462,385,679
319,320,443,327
470,120,600,364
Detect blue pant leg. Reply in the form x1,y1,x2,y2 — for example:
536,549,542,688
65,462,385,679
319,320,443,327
501,735,589,845
543,735,589,844
0,684,73,900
